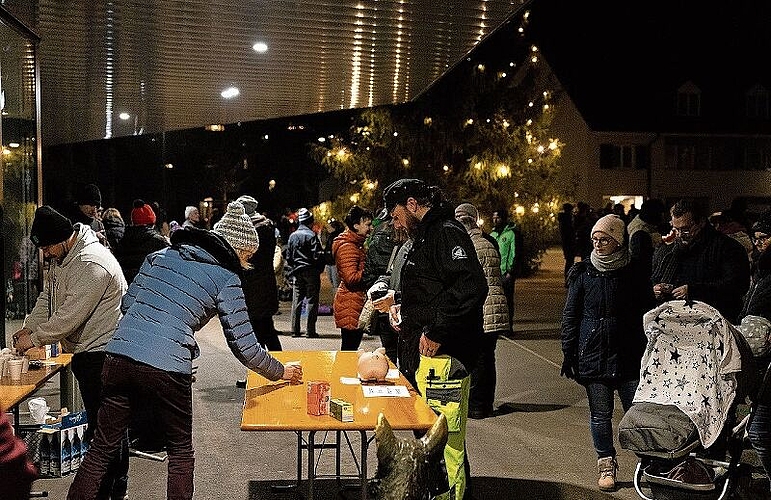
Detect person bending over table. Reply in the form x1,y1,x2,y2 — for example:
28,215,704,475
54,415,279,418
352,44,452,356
67,202,302,500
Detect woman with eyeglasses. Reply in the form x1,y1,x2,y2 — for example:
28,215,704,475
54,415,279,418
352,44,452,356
560,214,655,492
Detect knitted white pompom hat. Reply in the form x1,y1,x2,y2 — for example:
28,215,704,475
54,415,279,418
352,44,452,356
213,201,259,253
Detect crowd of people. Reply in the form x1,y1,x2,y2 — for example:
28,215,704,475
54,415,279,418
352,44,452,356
560,196,771,492
3,181,771,499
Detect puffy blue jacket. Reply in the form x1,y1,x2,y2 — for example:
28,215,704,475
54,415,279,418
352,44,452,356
107,228,284,379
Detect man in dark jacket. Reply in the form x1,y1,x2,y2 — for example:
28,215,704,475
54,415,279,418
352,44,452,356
651,198,750,323
286,207,325,338
558,203,575,281
65,183,110,247
376,178,487,500
627,198,665,280
237,194,282,351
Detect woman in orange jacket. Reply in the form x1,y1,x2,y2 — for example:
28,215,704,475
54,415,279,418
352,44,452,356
332,205,373,350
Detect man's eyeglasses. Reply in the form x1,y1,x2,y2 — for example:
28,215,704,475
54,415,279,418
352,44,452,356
591,237,613,246
672,224,695,236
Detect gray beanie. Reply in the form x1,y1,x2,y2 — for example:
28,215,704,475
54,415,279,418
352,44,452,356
591,214,626,245
454,203,479,222
213,202,259,253
236,195,259,220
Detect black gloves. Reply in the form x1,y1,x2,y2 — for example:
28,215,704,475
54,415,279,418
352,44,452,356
560,356,578,380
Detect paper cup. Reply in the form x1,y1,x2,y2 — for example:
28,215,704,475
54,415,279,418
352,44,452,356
28,397,50,424
0,354,12,377
0,357,6,378
8,358,24,380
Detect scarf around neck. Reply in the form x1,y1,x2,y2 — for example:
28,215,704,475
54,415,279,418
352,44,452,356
590,247,630,272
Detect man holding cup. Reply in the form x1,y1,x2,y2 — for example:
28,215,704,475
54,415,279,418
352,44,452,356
369,179,487,500
12,205,129,499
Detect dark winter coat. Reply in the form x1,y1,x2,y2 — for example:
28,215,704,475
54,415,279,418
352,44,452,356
399,206,487,381
362,222,397,290
113,225,170,285
651,224,750,323
332,229,367,330
286,223,325,275
741,247,771,321
102,216,125,248
242,216,279,318
562,259,655,382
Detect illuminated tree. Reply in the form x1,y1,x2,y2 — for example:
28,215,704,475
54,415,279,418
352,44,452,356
309,9,570,273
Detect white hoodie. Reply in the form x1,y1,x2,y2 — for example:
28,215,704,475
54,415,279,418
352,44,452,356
24,223,127,354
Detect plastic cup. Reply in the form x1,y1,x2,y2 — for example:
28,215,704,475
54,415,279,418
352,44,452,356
0,357,6,378
21,356,29,373
28,397,50,424
8,358,24,381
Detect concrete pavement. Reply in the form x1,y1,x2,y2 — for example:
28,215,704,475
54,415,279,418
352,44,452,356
25,248,643,499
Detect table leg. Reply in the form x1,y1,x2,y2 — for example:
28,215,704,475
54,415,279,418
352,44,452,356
308,430,316,500
359,431,368,500
297,431,303,486
335,430,341,479
59,363,78,411
11,406,20,434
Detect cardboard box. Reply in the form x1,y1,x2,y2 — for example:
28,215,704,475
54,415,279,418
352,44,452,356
25,343,61,360
35,410,88,477
307,381,331,415
329,398,353,422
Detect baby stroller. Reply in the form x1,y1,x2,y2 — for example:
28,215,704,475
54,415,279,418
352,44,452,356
618,300,763,500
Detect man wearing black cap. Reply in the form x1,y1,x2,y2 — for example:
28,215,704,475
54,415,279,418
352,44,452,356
373,178,487,500
13,205,129,498
67,183,109,247
286,207,325,338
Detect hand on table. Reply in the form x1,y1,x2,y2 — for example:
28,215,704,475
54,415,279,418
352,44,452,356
12,328,34,354
282,364,303,384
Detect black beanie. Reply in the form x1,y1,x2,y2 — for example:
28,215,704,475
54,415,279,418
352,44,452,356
30,206,74,247
75,183,102,207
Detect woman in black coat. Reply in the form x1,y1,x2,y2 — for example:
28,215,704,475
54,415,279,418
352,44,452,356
236,195,282,351
113,200,170,285
561,214,655,492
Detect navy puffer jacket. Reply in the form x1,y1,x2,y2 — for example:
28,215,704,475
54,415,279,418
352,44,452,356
561,259,655,382
106,227,284,379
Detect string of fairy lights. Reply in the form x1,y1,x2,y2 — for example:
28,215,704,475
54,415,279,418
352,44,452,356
298,8,567,230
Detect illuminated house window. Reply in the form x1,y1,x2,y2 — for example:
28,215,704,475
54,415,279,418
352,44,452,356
676,81,701,117
599,144,650,169
746,84,769,119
